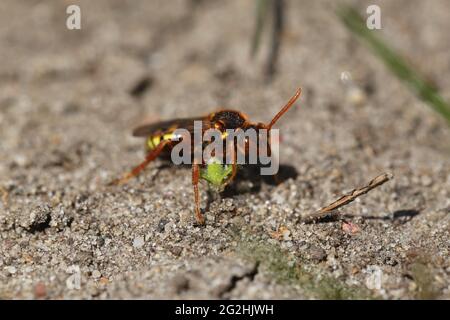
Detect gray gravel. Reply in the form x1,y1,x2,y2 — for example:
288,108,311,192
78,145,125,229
0,0,449,299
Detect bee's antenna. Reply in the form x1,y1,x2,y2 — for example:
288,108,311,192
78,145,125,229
267,88,302,130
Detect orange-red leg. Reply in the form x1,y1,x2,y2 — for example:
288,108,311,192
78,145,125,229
110,141,167,186
192,163,205,225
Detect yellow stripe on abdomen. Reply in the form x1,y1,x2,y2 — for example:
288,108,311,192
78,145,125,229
146,132,176,150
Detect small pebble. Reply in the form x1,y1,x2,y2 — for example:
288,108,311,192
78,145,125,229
34,282,47,298
170,246,183,256
178,210,191,225
133,236,145,248
421,175,433,187
157,219,168,233
92,270,101,279
307,245,327,263
5,266,17,275
282,229,291,241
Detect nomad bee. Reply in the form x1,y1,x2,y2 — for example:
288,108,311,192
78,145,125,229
111,88,302,224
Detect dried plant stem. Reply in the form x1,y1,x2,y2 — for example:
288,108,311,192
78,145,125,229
265,0,284,80
251,0,270,58
338,6,450,125
250,0,285,81
303,172,393,223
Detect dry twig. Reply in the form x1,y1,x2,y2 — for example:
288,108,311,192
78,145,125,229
303,172,393,223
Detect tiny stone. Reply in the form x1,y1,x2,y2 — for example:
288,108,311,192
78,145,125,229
421,175,433,187
157,219,168,233
179,210,191,225
347,86,367,106
34,282,47,298
5,266,17,274
307,245,327,263
92,270,101,279
205,213,215,223
272,193,284,205
164,221,174,233
170,246,183,256
282,229,291,241
133,236,145,248
13,154,27,167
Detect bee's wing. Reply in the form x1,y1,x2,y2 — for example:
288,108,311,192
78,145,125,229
132,117,211,137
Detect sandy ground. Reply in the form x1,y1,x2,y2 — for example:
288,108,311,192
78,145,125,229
0,0,449,299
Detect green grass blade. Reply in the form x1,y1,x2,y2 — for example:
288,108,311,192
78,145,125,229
251,0,270,58
337,6,450,124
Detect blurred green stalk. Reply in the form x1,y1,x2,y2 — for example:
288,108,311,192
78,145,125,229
338,6,450,125
251,0,284,81
251,0,270,58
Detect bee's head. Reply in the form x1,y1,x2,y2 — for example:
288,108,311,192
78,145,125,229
210,110,248,131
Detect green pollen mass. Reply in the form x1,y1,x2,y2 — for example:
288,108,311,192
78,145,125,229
200,159,233,187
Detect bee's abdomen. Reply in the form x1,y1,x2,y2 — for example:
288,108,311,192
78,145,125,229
146,135,160,150
146,132,177,151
